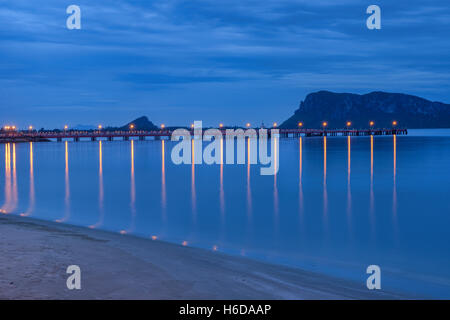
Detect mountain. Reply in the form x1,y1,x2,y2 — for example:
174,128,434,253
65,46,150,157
280,91,450,128
117,116,158,131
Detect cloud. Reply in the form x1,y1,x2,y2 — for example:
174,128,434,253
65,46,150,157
0,0,449,127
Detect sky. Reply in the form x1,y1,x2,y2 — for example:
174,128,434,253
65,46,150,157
0,0,449,128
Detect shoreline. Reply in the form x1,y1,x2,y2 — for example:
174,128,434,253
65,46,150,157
0,213,412,299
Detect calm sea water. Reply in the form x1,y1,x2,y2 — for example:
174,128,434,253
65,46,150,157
1,129,450,298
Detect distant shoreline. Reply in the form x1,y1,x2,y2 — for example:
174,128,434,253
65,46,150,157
0,213,409,299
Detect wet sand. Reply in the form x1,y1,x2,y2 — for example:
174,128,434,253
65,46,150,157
0,214,408,299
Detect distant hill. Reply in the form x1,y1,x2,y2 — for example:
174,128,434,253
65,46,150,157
280,91,450,128
117,116,158,131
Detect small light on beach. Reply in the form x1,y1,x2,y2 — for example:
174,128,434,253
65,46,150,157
346,121,352,127
322,121,328,127
392,121,398,126
120,230,127,235
298,122,303,127
273,122,277,128
212,245,218,251
369,121,375,127
246,123,251,128
182,241,188,246
151,235,157,240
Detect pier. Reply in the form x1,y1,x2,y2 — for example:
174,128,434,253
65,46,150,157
0,128,407,143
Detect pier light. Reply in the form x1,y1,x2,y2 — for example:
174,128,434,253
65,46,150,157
129,124,135,130
369,121,375,127
219,123,223,128
190,123,194,129
4,126,10,130
298,122,303,127
392,121,398,126
273,122,277,128
11,126,16,130
346,121,352,127
161,124,165,129
98,125,102,130
246,123,251,128
28,125,33,131
322,121,328,127
64,125,68,130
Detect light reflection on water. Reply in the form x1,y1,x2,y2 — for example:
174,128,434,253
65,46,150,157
1,132,450,297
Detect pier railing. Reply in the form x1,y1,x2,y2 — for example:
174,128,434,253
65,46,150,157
0,128,407,142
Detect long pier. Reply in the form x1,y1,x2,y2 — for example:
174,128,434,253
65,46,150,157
0,128,407,143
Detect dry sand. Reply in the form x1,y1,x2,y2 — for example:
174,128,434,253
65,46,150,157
0,214,407,299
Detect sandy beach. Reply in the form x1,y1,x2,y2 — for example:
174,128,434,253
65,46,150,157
0,214,407,299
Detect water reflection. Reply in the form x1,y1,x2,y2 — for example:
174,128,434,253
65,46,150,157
393,135,398,241
219,138,225,217
298,137,303,216
273,137,279,218
161,139,166,213
90,141,104,229
246,138,252,219
347,136,352,236
1,143,12,214
323,136,328,227
370,135,375,237
191,139,196,216
56,141,70,223
21,143,35,217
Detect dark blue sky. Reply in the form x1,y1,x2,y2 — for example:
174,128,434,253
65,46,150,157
1,0,449,128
